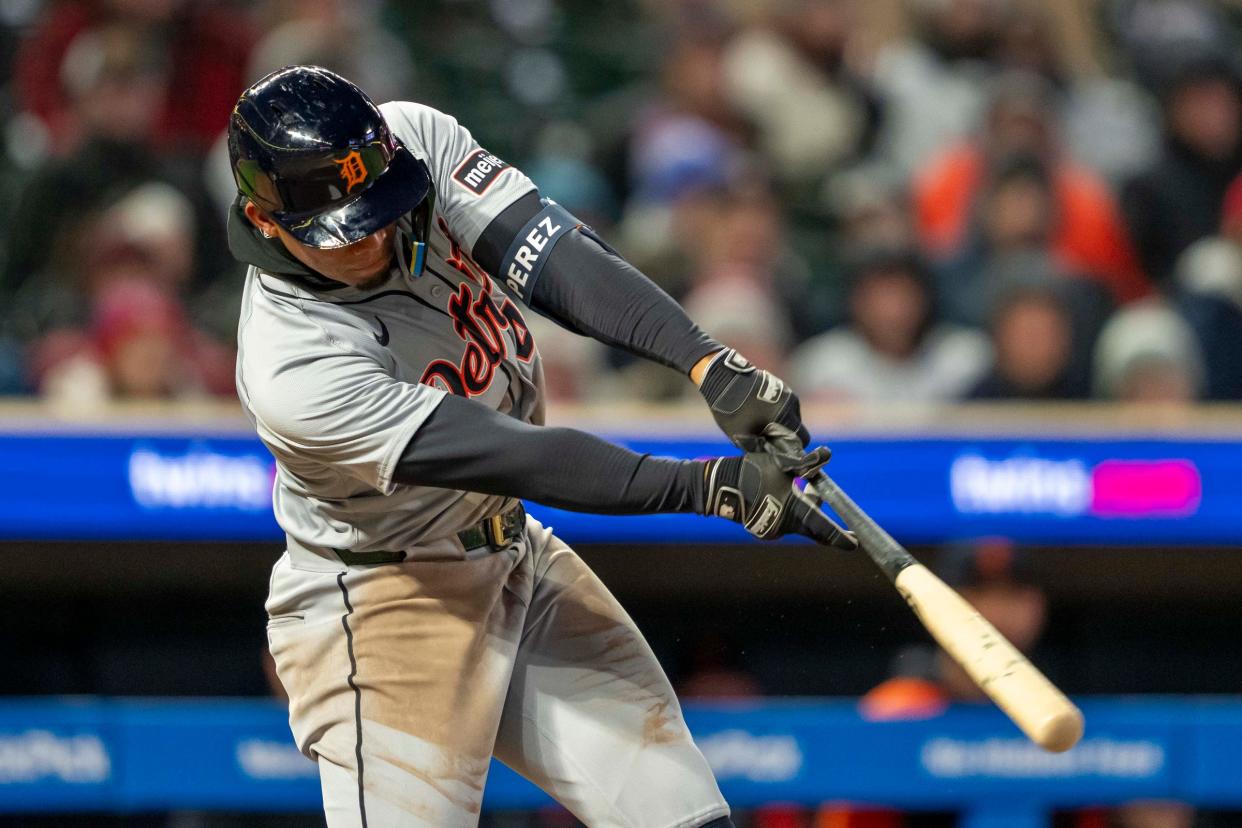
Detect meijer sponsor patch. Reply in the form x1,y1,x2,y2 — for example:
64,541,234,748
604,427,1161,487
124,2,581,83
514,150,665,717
452,149,510,195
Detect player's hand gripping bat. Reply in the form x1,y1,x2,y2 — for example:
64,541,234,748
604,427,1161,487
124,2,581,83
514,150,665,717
769,436,1085,753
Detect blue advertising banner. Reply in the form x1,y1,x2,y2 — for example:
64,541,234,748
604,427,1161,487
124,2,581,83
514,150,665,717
0,701,114,812
0,430,1239,544
0,699,1235,816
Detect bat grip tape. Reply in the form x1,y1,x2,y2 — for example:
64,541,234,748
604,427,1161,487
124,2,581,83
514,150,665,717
804,471,916,582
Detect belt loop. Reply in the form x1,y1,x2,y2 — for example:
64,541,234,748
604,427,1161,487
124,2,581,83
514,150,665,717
333,548,406,566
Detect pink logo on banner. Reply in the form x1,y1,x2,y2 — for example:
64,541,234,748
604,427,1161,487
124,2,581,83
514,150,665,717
1090,460,1202,517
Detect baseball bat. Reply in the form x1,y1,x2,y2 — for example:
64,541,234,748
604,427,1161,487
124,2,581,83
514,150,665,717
798,460,1084,753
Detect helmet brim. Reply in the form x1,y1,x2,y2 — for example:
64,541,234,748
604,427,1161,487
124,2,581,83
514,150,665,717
272,145,431,249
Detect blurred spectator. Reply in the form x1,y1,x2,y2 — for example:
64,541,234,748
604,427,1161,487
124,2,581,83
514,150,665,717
1092,298,1204,403
6,176,202,350
522,313,608,405
970,276,1080,400
935,151,1057,326
823,162,913,250
870,0,1005,175
523,122,618,230
31,278,233,406
1108,802,1196,828
619,21,752,298
14,0,256,154
247,0,414,105
616,181,724,302
1107,0,1234,94
1174,179,1242,399
684,268,794,375
720,0,880,190
622,178,803,399
812,163,915,335
1,22,223,345
629,21,750,206
625,172,818,347
996,5,1159,184
2,22,169,312
98,181,196,289
696,178,820,339
789,247,990,402
968,256,1110,401
1122,52,1242,286
915,71,1150,304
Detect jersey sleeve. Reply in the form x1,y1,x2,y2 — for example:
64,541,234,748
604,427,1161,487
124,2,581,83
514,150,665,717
379,101,536,251
247,347,447,495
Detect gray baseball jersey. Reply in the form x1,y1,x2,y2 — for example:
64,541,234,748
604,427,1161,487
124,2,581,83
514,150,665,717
236,101,543,558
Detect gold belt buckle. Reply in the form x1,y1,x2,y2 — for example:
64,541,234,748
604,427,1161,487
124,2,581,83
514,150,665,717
488,513,507,548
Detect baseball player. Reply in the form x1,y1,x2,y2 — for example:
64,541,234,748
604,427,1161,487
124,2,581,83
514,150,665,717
228,66,855,828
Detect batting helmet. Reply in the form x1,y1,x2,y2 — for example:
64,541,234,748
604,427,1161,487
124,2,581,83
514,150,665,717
228,65,433,250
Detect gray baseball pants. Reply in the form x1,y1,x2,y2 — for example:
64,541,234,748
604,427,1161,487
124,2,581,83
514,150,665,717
265,515,729,827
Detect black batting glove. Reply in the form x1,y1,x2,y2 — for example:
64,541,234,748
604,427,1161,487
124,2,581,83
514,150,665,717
699,349,810,452
702,446,857,550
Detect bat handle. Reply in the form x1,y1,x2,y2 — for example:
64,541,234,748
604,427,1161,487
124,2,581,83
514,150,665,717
763,435,916,580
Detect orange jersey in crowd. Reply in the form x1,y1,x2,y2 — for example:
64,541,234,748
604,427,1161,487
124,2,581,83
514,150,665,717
914,144,1151,303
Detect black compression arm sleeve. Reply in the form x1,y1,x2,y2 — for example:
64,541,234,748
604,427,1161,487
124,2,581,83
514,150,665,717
393,393,707,515
473,193,722,374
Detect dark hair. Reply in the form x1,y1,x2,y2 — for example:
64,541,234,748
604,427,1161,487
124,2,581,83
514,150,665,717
1158,48,1242,105
936,539,1038,589
844,245,929,289
844,245,937,346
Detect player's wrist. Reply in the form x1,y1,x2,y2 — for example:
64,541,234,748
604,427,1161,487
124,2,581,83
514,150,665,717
690,348,726,387
687,458,719,516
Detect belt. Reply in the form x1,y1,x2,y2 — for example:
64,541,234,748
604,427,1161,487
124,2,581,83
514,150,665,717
456,501,527,552
333,502,526,566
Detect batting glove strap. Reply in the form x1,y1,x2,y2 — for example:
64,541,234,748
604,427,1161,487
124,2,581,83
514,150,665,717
699,349,810,452
704,456,746,523
705,455,786,540
704,449,815,541
704,448,857,549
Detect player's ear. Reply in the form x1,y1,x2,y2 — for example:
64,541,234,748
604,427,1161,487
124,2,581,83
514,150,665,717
243,200,281,240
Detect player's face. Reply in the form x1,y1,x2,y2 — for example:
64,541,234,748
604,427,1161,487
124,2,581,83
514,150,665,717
245,201,397,288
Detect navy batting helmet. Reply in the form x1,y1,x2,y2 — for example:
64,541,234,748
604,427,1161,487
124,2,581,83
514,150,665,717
228,65,433,250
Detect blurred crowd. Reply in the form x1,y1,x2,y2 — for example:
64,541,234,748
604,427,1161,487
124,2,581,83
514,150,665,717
2,0,1242,409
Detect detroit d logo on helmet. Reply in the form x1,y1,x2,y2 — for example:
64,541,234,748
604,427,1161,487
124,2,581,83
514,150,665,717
334,150,368,193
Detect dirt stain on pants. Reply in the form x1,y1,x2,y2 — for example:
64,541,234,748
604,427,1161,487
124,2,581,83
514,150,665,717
266,517,729,827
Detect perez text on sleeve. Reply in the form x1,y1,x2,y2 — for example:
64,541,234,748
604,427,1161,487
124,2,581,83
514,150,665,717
473,193,722,375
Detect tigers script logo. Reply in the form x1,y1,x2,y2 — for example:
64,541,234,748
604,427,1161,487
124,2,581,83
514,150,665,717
420,218,534,397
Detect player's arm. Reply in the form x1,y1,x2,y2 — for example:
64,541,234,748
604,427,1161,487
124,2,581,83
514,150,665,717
251,343,851,547
385,100,809,450
391,393,854,549
472,194,810,450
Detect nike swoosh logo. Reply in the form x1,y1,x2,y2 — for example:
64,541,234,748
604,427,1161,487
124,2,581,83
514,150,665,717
371,316,389,346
